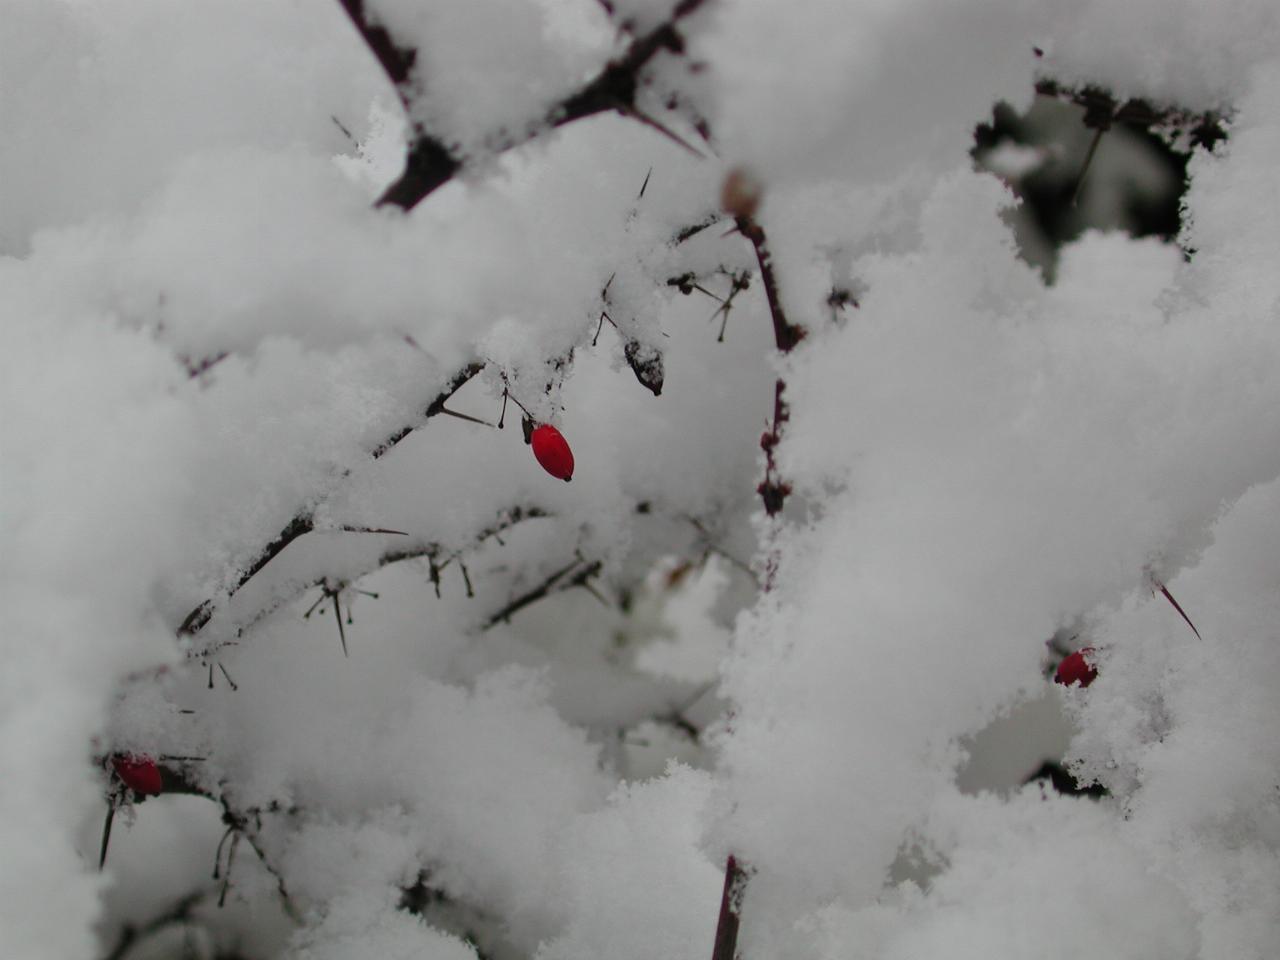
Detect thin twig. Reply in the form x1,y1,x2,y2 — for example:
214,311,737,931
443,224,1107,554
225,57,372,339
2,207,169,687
218,799,301,923
685,515,759,585
1071,127,1105,207
481,557,602,630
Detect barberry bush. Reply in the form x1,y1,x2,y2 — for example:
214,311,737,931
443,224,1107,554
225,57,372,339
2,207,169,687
3,2,1279,959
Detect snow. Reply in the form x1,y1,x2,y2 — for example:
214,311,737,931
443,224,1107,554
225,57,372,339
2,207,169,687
3,0,1280,958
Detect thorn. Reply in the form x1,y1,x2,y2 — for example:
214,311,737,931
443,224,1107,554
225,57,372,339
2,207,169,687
438,406,496,428
208,661,214,689
331,115,356,144
217,662,238,691
505,390,533,419
218,833,241,908
618,105,705,158
638,166,653,199
498,389,508,430
1157,582,1203,641
602,272,616,299
579,580,610,607
303,590,325,619
459,559,474,598
335,525,410,536
98,801,116,871
333,593,348,657
213,826,235,880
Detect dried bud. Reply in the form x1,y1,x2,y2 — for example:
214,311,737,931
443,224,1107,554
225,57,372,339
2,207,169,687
623,339,664,396
720,167,763,219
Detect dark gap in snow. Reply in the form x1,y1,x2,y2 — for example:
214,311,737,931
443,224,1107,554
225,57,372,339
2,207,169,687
973,87,1225,281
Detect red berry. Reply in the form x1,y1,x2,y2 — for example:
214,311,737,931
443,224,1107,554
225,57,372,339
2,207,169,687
112,754,163,796
1055,648,1098,688
530,424,574,482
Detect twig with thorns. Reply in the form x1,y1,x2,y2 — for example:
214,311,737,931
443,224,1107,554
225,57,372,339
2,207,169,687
215,798,301,922
204,506,550,657
481,555,605,630
177,363,483,639
340,0,715,211
301,580,376,657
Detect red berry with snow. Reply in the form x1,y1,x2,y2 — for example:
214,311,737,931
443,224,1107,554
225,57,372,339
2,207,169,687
1055,648,1098,688
530,424,574,482
112,754,163,796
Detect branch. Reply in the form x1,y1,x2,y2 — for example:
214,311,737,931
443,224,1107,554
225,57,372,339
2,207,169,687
710,855,746,960
182,0,721,640
735,217,803,353
364,0,713,211
757,379,791,519
216,798,302,922
181,0,717,636
685,515,759,585
336,0,415,92
480,556,603,630
215,505,550,651
335,0,465,208
729,210,804,517
177,362,485,639
369,360,486,460
1033,78,1228,150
